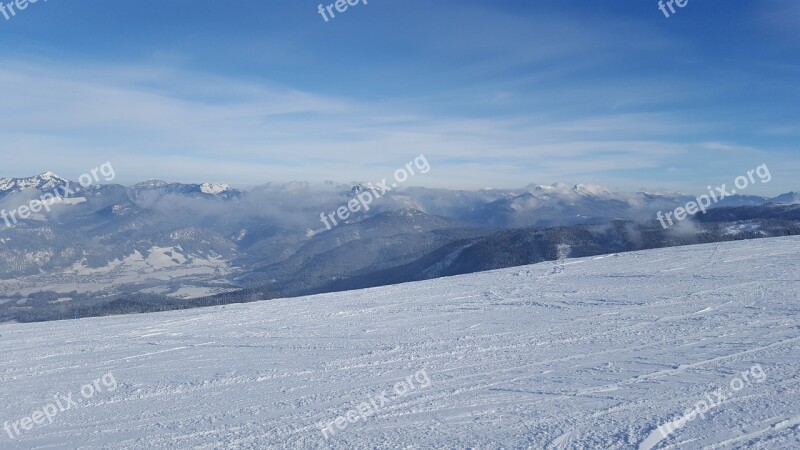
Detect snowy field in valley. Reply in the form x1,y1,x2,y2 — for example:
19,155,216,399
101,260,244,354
0,245,236,300
1,237,798,449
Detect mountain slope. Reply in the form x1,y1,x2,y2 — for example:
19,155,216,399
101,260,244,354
1,236,798,449
314,218,800,293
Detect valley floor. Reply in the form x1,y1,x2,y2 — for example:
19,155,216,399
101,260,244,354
1,237,798,449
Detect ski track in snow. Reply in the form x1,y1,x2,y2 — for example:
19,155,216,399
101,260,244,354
0,237,798,449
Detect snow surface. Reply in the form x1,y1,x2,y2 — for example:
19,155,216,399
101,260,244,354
0,237,798,449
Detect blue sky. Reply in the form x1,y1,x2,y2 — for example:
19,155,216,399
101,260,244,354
0,0,797,194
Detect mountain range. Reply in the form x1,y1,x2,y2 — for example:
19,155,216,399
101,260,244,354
1,172,798,323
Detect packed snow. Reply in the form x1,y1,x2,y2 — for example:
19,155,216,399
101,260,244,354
0,237,798,449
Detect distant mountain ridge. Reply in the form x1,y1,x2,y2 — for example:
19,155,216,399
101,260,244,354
1,170,798,323
130,178,242,199
1,172,243,201
0,172,72,198
2,172,796,215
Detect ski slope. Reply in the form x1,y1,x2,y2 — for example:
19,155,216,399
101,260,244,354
1,237,798,449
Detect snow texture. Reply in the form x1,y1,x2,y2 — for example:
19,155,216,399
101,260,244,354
0,237,798,449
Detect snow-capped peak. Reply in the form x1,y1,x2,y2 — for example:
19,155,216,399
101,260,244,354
200,183,232,195
572,183,613,197
524,182,614,198
0,172,69,193
0,177,13,191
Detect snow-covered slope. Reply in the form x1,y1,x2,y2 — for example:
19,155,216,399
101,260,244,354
1,237,798,449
